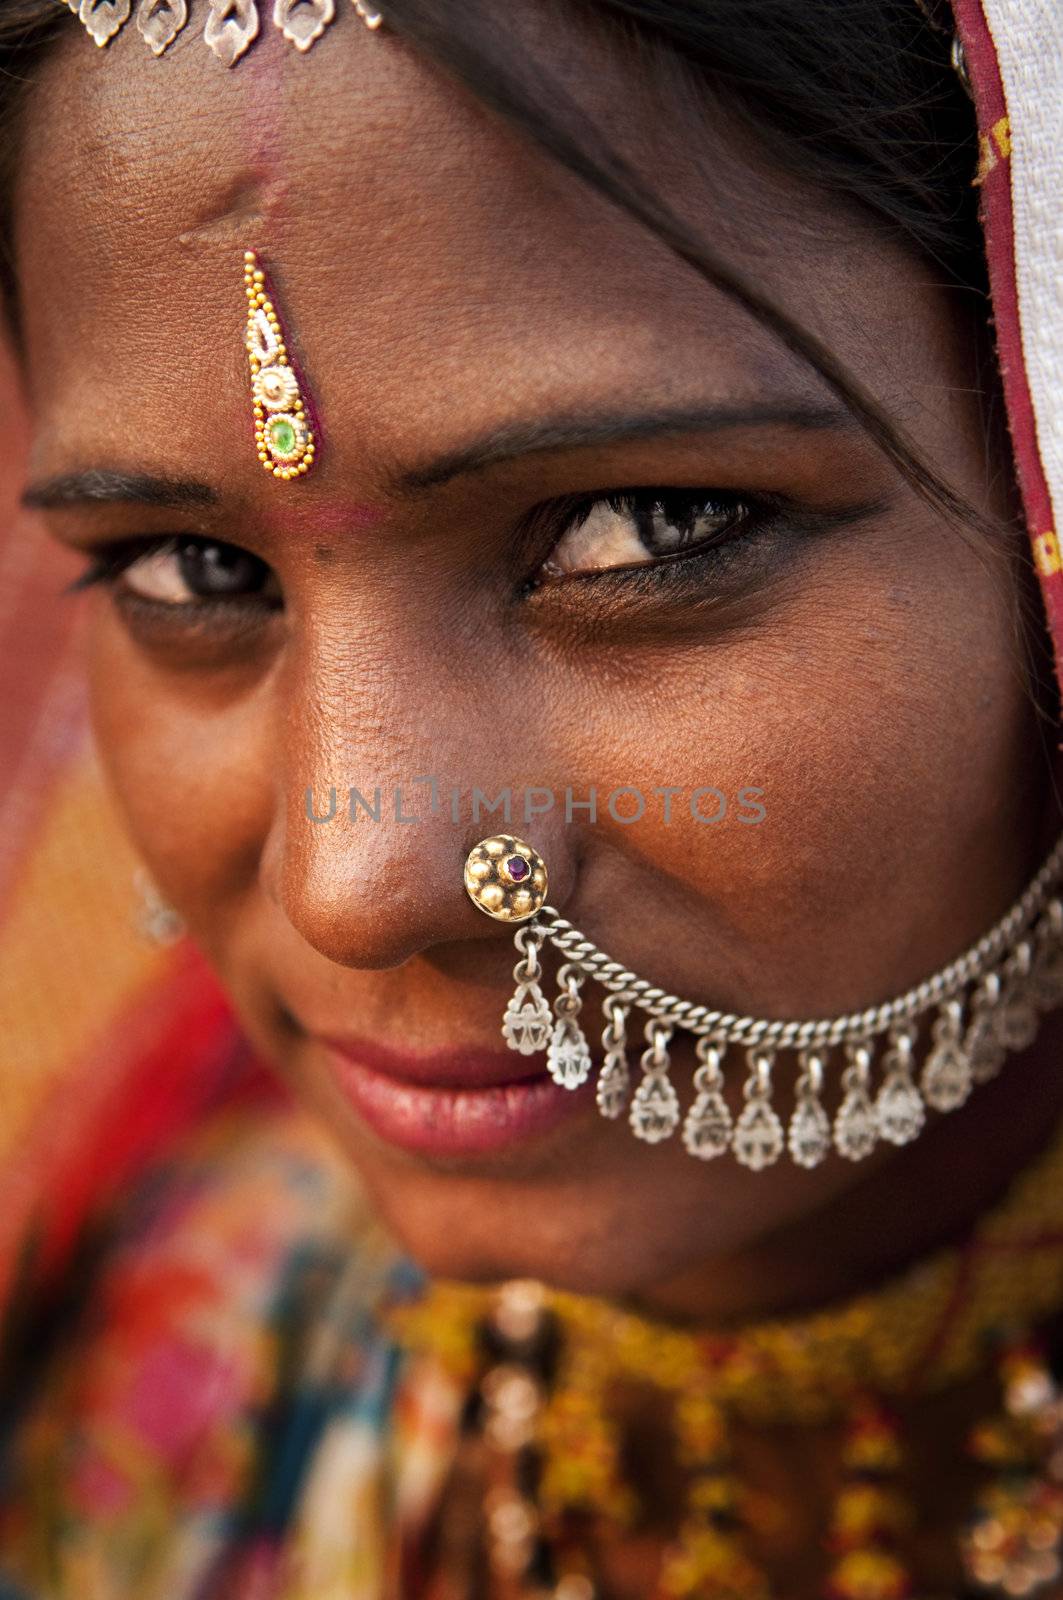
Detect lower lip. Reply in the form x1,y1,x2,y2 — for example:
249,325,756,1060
322,1045,595,1157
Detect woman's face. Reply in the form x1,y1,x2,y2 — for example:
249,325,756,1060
16,9,1054,1305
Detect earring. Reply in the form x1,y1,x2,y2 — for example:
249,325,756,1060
243,251,318,481
133,867,186,947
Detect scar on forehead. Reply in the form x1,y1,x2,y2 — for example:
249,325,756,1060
177,175,277,248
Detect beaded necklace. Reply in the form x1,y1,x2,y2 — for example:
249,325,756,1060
388,1112,1063,1600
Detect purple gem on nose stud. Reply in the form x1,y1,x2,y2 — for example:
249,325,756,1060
505,855,531,882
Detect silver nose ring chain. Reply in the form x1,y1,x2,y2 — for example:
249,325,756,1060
463,832,1063,1171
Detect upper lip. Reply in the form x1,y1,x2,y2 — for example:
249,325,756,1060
317,1033,551,1090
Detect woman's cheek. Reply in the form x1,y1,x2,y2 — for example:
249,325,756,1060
85,602,277,925
539,556,1036,1013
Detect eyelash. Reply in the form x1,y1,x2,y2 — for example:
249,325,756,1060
69,537,282,610
69,537,171,593
515,487,790,612
67,487,800,627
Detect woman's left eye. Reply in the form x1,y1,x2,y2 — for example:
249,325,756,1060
543,489,751,577
74,537,281,608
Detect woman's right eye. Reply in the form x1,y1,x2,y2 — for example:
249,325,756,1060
75,537,282,609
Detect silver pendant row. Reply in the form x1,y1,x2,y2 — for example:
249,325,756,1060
500,898,1063,1170
60,0,382,63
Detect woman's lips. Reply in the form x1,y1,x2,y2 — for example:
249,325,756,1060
317,1034,595,1157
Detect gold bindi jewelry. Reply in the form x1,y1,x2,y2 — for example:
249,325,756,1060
243,251,317,481
464,831,1063,1171
59,0,384,62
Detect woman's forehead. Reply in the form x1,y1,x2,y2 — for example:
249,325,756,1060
11,13,938,486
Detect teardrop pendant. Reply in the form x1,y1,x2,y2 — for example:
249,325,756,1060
597,996,632,1119
921,1000,972,1112
503,984,552,1056
682,1039,733,1160
733,1049,784,1171
502,925,552,1056
547,1015,592,1090
79,0,132,45
136,0,188,53
274,0,335,51
965,973,1006,1083
546,965,592,1090
205,0,259,65
597,1054,631,1119
875,1027,925,1145
788,1050,831,1168
630,1023,681,1144
997,941,1039,1052
1031,900,1063,1008
834,1043,878,1161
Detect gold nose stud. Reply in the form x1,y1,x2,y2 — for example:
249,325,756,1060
464,836,548,922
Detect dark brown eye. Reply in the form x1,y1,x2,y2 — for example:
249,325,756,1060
547,490,750,576
118,539,279,605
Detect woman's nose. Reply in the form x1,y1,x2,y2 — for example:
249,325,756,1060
264,774,572,971
269,782,572,968
257,618,573,968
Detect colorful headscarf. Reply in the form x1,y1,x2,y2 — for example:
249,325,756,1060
954,0,1063,663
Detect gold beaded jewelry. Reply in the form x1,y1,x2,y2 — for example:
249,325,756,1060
243,251,317,482
464,835,549,923
388,1115,1063,1598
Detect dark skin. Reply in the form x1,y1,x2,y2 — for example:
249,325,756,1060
11,10,1063,1588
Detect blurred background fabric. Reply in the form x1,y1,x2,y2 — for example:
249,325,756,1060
0,341,246,1318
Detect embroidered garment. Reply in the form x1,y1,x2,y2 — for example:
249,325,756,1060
0,1001,458,1600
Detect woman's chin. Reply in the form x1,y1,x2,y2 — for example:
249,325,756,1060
343,1153,724,1304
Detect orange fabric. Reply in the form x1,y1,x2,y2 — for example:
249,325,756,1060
0,345,258,1311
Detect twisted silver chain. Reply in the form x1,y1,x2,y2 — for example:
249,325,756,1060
533,832,1063,1049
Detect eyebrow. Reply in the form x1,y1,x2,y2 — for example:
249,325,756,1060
395,399,854,492
21,400,853,511
22,469,218,511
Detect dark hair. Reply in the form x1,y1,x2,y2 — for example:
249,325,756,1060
0,0,997,531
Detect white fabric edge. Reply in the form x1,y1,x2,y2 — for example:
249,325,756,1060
979,0,1063,534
